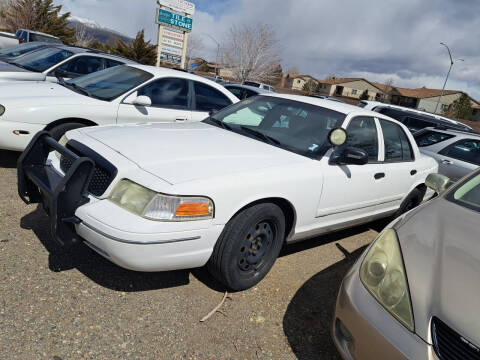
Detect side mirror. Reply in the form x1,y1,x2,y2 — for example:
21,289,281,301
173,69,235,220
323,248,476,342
132,95,152,107
328,128,347,146
54,69,68,78
330,147,369,166
426,173,451,194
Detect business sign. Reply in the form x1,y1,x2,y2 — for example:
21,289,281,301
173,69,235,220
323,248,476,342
156,8,193,32
162,37,183,48
160,53,181,64
161,45,183,56
163,27,184,41
158,0,195,15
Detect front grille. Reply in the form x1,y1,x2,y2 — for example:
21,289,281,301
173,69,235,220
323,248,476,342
432,317,480,360
59,140,117,197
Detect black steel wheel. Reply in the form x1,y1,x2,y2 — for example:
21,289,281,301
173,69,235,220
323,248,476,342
208,203,285,291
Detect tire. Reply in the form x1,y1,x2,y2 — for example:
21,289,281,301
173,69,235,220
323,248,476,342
394,188,425,218
208,203,285,291
49,122,87,141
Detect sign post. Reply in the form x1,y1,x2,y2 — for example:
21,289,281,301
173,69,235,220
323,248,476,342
156,0,194,69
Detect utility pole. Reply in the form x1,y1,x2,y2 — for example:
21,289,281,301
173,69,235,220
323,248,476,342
434,42,464,114
204,33,220,76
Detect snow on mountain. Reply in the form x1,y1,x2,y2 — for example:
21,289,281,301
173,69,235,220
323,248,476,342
68,15,103,29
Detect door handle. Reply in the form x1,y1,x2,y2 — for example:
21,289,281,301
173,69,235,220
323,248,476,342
410,170,417,176
441,159,453,165
175,117,187,122
374,172,385,180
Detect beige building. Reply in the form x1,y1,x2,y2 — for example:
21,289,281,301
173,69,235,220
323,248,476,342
318,78,385,100
283,74,318,91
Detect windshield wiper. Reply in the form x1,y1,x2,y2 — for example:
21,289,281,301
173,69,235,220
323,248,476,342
68,82,92,97
240,126,281,146
206,117,233,131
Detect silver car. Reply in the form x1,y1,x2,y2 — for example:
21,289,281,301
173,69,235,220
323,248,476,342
332,170,480,359
414,127,480,181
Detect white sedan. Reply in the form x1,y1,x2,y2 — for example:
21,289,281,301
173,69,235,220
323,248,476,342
18,94,438,290
0,64,239,151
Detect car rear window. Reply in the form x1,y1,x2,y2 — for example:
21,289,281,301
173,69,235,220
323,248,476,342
414,130,455,147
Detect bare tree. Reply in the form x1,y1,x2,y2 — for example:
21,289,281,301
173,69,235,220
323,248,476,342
383,77,395,103
222,24,281,84
186,33,204,69
75,24,91,47
286,66,299,75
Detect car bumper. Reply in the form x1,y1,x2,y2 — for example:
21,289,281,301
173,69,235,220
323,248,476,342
75,203,224,272
0,120,44,151
332,260,438,360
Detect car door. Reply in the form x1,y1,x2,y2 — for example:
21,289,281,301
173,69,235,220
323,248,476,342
436,139,480,180
46,55,106,82
191,80,234,121
376,118,418,206
116,77,192,124
318,116,386,223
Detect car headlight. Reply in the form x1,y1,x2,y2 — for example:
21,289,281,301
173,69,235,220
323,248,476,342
360,229,414,331
55,135,68,160
109,179,214,221
0,105,5,116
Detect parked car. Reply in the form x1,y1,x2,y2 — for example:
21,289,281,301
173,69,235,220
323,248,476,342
224,83,269,99
333,169,480,360
17,94,437,291
15,29,62,44
359,100,474,133
0,31,19,49
0,42,52,62
0,45,135,83
0,65,239,151
243,81,276,92
414,127,480,181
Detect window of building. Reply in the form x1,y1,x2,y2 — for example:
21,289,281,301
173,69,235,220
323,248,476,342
352,89,358,95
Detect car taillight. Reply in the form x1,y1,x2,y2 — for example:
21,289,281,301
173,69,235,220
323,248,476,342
19,39,24,44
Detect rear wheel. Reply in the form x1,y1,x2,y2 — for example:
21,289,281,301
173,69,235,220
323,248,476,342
49,122,87,141
208,203,285,291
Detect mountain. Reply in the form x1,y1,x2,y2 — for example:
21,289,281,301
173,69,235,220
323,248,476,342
68,16,133,46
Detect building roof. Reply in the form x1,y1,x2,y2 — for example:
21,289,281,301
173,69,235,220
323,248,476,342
392,87,460,99
320,77,361,85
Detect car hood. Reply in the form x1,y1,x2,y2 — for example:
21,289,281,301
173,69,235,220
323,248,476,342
0,61,46,81
0,81,93,107
396,197,480,346
80,122,308,184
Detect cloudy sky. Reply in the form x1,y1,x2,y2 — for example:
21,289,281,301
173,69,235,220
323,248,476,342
58,0,480,99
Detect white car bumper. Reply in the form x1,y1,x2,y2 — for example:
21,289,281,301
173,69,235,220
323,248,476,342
0,120,44,151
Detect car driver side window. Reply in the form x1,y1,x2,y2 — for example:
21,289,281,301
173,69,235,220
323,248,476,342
137,78,189,109
346,116,379,162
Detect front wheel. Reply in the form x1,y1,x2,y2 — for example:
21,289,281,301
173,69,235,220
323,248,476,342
394,187,425,218
208,203,285,291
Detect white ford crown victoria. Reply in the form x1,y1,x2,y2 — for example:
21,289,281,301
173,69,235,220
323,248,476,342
0,64,238,151
18,94,437,290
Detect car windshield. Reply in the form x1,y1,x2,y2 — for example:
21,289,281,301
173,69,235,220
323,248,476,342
65,66,154,101
12,47,73,72
448,173,480,213
204,96,346,158
0,43,45,57
29,33,62,44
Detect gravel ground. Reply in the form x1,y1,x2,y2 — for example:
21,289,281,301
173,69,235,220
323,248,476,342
0,149,385,360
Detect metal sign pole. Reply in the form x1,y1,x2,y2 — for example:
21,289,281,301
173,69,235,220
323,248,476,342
156,23,163,67
181,32,188,69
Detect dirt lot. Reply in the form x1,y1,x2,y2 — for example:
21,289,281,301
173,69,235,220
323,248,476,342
0,149,385,360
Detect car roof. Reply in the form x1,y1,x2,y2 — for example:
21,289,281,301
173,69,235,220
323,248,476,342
418,126,480,138
41,45,137,63
129,64,241,94
257,92,389,117
17,29,60,39
224,83,269,93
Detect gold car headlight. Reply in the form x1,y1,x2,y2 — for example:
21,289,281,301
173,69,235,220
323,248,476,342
360,229,414,331
0,105,5,116
109,179,214,221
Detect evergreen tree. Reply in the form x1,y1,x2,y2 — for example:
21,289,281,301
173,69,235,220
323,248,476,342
112,30,157,65
303,79,319,94
359,90,369,100
443,93,473,121
1,0,76,44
